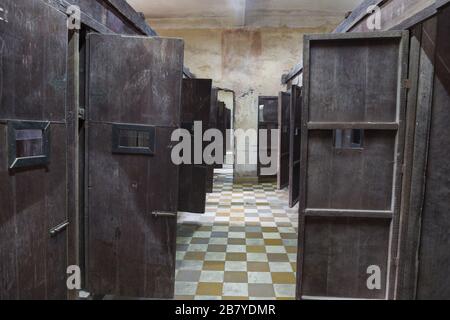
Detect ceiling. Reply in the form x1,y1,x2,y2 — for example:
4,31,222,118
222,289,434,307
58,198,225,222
126,0,364,29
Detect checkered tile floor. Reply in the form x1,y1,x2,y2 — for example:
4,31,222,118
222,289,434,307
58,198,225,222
175,165,299,300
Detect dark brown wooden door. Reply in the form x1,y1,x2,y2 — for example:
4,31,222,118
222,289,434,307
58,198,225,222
297,31,409,300
217,101,226,168
224,107,231,160
178,79,212,213
86,34,183,298
413,9,450,299
288,85,302,208
0,0,69,299
206,88,219,191
277,92,291,189
257,96,278,181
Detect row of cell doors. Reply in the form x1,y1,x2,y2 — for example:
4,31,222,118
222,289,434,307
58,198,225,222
257,86,302,209
1,0,419,300
0,0,229,299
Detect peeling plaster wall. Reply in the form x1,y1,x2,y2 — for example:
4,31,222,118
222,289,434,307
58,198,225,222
156,25,336,179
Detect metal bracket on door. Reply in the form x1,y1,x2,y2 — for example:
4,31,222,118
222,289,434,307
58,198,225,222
151,211,177,218
78,107,85,120
0,7,8,23
49,221,69,237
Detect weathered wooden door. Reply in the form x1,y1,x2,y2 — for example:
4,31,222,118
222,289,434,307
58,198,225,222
257,96,278,181
206,88,219,191
288,85,302,208
397,8,450,300
217,101,226,168
0,0,69,299
225,107,231,155
85,34,184,298
297,32,409,299
178,79,212,213
277,92,291,189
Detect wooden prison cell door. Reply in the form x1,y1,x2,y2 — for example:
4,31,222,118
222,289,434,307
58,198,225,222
297,31,409,300
0,0,69,299
85,34,184,298
178,79,212,214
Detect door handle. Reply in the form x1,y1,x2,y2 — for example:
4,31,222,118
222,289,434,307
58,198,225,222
151,211,177,218
49,221,69,237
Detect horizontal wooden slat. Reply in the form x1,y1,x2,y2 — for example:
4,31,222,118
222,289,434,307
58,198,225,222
307,122,399,130
281,62,303,84
333,0,387,33
305,30,405,41
305,209,393,219
302,295,381,300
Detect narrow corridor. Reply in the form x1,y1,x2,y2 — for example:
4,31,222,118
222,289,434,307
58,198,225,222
175,166,299,300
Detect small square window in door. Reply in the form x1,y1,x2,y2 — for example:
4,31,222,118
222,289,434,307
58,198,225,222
334,129,364,149
8,120,50,169
112,124,155,155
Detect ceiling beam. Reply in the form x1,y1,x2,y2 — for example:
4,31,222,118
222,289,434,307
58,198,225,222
281,0,450,84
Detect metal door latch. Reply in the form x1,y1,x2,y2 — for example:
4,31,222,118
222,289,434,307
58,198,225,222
402,79,411,89
78,107,85,120
151,211,177,218
50,221,69,237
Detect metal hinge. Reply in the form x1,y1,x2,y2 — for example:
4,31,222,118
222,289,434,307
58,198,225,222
78,107,85,120
152,211,177,218
402,79,412,89
50,221,69,237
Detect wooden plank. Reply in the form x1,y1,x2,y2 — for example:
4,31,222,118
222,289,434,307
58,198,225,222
43,0,194,78
283,0,448,86
43,0,155,35
334,0,387,33
288,85,302,207
394,22,427,300
257,96,278,181
297,31,409,300
308,36,403,123
206,88,219,192
386,29,410,300
305,209,393,219
306,130,396,211
106,0,158,35
86,35,183,298
336,0,450,33
0,0,69,299
415,6,450,299
351,0,439,32
307,30,405,40
281,62,302,85
296,35,311,298
0,123,18,299
178,79,212,214
66,30,80,300
302,217,391,299
277,92,291,190
216,102,227,168
307,122,399,130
